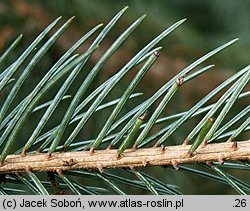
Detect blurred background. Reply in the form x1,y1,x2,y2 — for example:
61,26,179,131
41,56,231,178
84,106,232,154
0,0,249,194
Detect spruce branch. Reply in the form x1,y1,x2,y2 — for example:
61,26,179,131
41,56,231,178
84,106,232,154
0,7,249,195
0,140,249,174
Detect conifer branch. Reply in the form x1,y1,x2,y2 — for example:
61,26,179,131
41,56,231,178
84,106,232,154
0,140,249,174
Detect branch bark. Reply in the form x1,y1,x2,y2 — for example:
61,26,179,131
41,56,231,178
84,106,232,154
0,140,249,174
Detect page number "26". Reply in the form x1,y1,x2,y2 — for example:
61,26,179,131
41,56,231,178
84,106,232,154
234,199,247,208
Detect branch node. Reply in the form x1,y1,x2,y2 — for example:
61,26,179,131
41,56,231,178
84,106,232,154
24,166,31,173
231,142,238,151
142,158,149,167
160,144,165,152
186,150,193,158
153,50,160,57
227,137,234,142
56,169,63,177
201,139,208,148
217,155,225,165
15,172,21,177
153,142,160,148
182,139,189,145
62,145,68,152
47,172,64,195
132,144,138,152
62,159,76,166
171,160,179,170
130,165,136,171
89,147,95,155
176,76,185,86
116,152,121,159
97,164,104,173
106,144,112,150
47,152,52,159
21,148,26,157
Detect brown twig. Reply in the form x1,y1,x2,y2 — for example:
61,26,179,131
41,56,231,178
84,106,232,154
0,140,249,174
